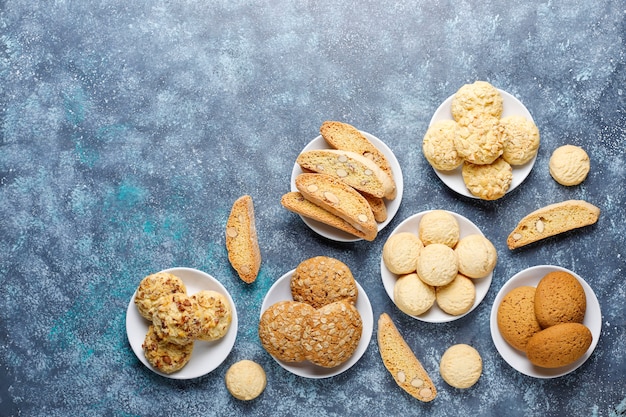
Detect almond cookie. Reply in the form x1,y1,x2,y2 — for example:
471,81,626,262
361,193,387,223
418,210,460,248
436,274,476,316
135,272,187,320
462,158,513,200
291,256,358,309
454,116,503,165
394,273,436,316
142,325,194,374
455,234,497,279
225,360,267,401
422,120,463,171
190,290,232,341
382,232,423,275
439,344,482,389
500,115,540,165
549,144,590,186
451,81,504,121
525,323,592,368
258,301,316,363
302,300,363,368
534,271,586,328
497,286,542,352
151,292,199,345
226,195,262,283
415,243,458,287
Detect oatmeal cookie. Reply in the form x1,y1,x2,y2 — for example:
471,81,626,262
291,256,357,309
258,301,316,363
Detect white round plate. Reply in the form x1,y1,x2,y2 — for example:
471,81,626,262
428,89,537,199
126,267,238,379
260,269,374,378
290,131,404,242
380,210,493,323
490,265,601,378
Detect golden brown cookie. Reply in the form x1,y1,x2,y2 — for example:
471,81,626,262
451,81,504,121
142,325,194,374
225,360,267,401
258,301,316,363
500,115,540,166
422,120,463,171
134,272,187,320
439,344,482,389
455,234,497,279
497,286,542,352
382,232,423,275
534,271,586,328
435,274,476,316
418,210,460,248
415,243,458,286
549,144,590,186
454,116,503,165
394,273,436,316
290,256,358,309
190,290,232,341
151,292,199,345
525,323,592,368
462,158,513,200
226,195,262,283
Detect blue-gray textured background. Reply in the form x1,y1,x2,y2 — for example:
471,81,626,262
1,1,625,416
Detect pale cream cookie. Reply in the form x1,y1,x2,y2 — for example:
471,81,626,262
415,243,458,287
500,115,540,165
436,274,476,316
451,81,504,121
142,325,194,374
422,120,463,171
462,158,513,200
439,344,482,389
454,115,503,165
134,272,187,320
225,360,267,401
382,232,423,275
455,234,497,279
190,290,232,341
418,210,460,248
394,273,436,316
549,144,590,186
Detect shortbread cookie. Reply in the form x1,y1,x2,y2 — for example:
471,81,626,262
394,273,436,316
439,344,482,389
295,173,378,241
258,301,316,363
361,193,388,222
525,323,592,368
455,234,497,279
151,292,199,345
507,200,600,249
451,81,503,121
436,274,476,316
462,158,513,200
549,144,590,186
500,115,540,165
190,290,232,341
226,195,262,283
291,256,357,309
415,243,458,286
225,360,267,401
534,271,586,328
382,232,423,275
497,286,542,352
422,120,463,171
302,300,363,368
135,272,187,320
454,116,503,165
142,325,194,374
418,210,460,247
377,313,437,402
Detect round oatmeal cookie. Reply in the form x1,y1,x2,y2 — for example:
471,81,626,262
418,210,460,248
382,232,423,275
439,344,482,389
549,144,590,186
151,292,199,345
455,234,497,279
534,271,586,328
142,324,194,374
436,274,476,316
259,301,316,363
422,120,463,171
394,273,436,316
302,300,363,368
451,81,503,121
415,243,458,287
462,158,513,200
454,116,503,165
497,286,542,352
500,115,540,166
225,360,267,401
190,290,232,341
291,256,357,309
135,272,187,320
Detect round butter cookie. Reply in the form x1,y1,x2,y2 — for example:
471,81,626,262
416,243,458,287
436,274,476,316
454,116,503,165
135,272,187,320
497,286,542,352
225,360,267,401
190,290,232,341
394,273,436,316
418,210,460,248
455,234,497,279
142,325,194,374
534,271,586,328
451,81,504,121
422,120,463,171
549,144,590,186
151,292,199,345
500,115,540,166
462,158,513,200
439,344,482,389
259,301,316,363
382,232,423,275
291,256,358,309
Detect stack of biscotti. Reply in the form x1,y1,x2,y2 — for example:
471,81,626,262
281,121,397,241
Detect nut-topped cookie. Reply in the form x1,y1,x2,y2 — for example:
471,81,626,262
451,81,504,121
291,256,358,309
500,115,540,166
462,158,513,200
142,324,194,374
258,301,316,363
151,292,199,346
454,116,504,165
422,119,463,171
190,290,232,341
135,272,187,320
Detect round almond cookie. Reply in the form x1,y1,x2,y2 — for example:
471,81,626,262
142,325,194,374
422,120,463,171
454,116,503,165
135,272,187,320
549,144,590,186
225,360,267,401
462,158,513,200
534,271,586,328
291,256,358,309
418,210,460,248
451,81,504,121
151,292,199,345
500,115,540,166
190,290,232,341
394,273,436,316
258,301,316,363
455,234,497,279
436,274,476,316
416,243,458,287
497,286,542,352
382,232,424,275
439,344,482,389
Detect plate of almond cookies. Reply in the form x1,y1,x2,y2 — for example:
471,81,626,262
423,81,539,200
380,210,495,323
126,267,238,379
490,265,601,378
282,121,403,242
259,256,374,378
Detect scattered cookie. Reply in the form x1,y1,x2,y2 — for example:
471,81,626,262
500,115,540,166
134,272,187,320
461,158,513,200
382,232,423,275
258,301,316,363
455,234,497,279
439,344,482,389
422,120,463,171
190,290,232,341
418,210,460,247
436,274,476,316
225,360,267,401
497,286,542,352
226,195,262,284
394,273,436,316
415,243,458,286
534,271,586,328
549,144,590,186
290,256,357,309
142,325,194,374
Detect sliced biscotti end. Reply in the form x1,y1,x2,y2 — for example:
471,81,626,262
226,195,262,283
295,173,378,241
507,200,600,249
377,313,437,402
361,192,387,223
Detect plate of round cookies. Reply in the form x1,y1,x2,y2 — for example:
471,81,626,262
259,257,374,378
490,265,601,378
126,267,238,379
424,81,538,200
380,210,495,323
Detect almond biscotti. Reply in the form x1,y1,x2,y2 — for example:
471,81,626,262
226,195,262,283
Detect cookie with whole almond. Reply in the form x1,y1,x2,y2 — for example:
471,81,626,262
291,256,357,309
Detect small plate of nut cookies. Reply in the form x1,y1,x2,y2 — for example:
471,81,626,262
490,265,601,378
380,210,495,323
424,81,539,200
126,267,238,379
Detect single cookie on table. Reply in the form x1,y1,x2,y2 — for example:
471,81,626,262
549,144,590,186
151,292,199,345
226,195,262,284
225,360,267,401
416,243,458,287
134,272,187,320
462,158,513,200
439,344,482,389
418,210,460,248
534,271,586,329
394,273,436,316
451,81,504,121
291,256,357,309
525,323,592,368
142,325,194,374
382,232,423,275
190,290,232,341
436,274,476,316
500,115,540,166
422,119,463,171
455,234,497,279
497,286,542,352
454,116,503,165
258,301,316,363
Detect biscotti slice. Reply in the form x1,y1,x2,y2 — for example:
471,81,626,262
280,192,370,240
361,193,387,223
296,149,396,200
295,173,378,241
320,121,397,199
226,195,262,283
377,313,437,402
507,200,600,249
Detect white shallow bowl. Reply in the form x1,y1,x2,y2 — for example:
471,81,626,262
490,265,602,378
428,88,537,199
380,210,493,323
290,131,404,242
260,269,373,378
126,267,238,379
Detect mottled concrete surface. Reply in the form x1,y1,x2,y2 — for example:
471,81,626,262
1,1,625,416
